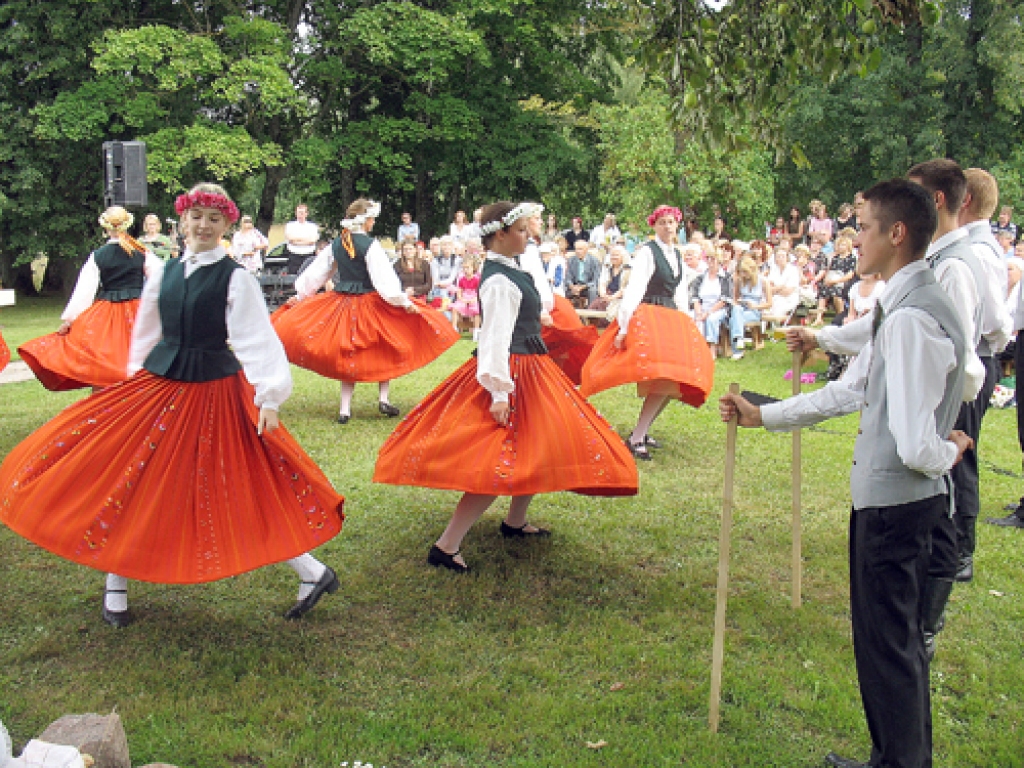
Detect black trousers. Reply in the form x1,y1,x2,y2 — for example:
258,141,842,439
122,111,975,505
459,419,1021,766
951,356,998,556
851,495,945,768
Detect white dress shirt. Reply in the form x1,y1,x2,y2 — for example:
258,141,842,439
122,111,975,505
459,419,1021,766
294,234,410,307
964,220,1012,353
128,247,293,411
477,253,527,404
62,239,163,322
762,260,959,478
616,238,679,337
284,220,319,255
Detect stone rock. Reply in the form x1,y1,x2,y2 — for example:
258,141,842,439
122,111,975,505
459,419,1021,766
37,714,129,768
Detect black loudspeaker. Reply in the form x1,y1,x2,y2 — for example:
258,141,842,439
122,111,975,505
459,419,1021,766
102,141,147,207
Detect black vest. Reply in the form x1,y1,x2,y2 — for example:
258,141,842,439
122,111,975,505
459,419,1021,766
480,259,548,355
94,242,145,301
333,233,375,294
143,257,243,382
642,241,683,309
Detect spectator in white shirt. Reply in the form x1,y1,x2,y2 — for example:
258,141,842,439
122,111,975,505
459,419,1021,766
397,211,420,243
284,204,319,274
231,215,269,274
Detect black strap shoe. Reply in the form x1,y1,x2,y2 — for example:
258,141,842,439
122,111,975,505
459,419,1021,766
427,545,469,573
626,439,652,461
102,589,132,628
379,402,400,417
500,521,551,538
337,414,350,424
643,435,661,449
986,514,1024,528
284,566,339,620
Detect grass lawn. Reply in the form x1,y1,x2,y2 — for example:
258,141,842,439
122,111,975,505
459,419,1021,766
1,296,1022,767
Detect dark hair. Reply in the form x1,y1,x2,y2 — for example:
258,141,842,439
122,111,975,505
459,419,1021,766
862,178,938,258
478,201,516,248
906,158,966,214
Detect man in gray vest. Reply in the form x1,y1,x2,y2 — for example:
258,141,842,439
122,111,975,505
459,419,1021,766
721,179,972,768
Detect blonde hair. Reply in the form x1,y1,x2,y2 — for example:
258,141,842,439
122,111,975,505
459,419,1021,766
793,244,811,259
346,198,373,218
736,255,759,288
98,206,134,233
836,235,853,254
189,182,231,199
964,168,999,220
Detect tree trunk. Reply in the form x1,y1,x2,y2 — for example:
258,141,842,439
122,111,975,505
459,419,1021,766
415,168,434,240
257,164,287,237
9,262,38,297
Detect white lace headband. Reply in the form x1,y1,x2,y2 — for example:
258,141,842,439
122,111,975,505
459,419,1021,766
479,202,544,236
341,201,382,230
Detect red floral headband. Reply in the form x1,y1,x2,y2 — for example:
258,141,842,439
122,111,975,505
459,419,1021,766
174,191,240,224
647,205,683,227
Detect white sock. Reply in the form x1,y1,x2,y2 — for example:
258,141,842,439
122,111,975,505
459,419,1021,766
339,381,355,417
105,574,128,612
378,380,390,405
286,554,327,600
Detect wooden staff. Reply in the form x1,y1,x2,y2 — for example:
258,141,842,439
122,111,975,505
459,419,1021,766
791,348,803,608
709,381,740,733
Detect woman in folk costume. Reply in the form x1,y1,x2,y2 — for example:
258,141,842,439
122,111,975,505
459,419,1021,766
272,199,458,423
580,205,714,461
373,202,638,572
0,332,9,372
0,184,345,627
518,203,598,385
18,206,163,391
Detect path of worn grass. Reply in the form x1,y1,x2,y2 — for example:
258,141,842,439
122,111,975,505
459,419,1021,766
1,297,1021,767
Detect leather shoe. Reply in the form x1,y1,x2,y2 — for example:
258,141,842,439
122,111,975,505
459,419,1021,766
337,414,350,424
101,593,132,626
824,753,873,768
986,514,1024,528
954,555,973,583
500,521,551,538
626,439,652,461
378,402,400,417
427,545,469,573
643,435,661,449
284,566,339,620
1003,502,1020,512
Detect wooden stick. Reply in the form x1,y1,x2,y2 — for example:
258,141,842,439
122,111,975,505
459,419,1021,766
791,348,803,609
709,382,740,733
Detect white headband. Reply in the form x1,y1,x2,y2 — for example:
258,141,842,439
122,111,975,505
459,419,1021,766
341,201,381,230
479,202,544,237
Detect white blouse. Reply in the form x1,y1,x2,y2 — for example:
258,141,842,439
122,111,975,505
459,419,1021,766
294,232,410,306
616,238,680,336
62,239,163,322
477,253,529,404
128,247,293,411
520,241,554,312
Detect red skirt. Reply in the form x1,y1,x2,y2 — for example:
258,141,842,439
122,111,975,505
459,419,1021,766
19,299,139,391
0,331,9,372
373,354,638,497
580,303,714,407
271,292,459,382
0,372,345,584
541,294,599,386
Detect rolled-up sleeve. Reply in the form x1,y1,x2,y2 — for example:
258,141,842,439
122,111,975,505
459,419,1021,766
476,274,520,403
227,270,293,411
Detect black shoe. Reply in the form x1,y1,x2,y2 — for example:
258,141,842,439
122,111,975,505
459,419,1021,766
284,566,339,620
379,402,400,417
824,753,872,768
986,514,1024,528
954,555,973,583
427,545,469,573
626,439,652,461
500,521,551,538
1003,502,1020,512
337,414,350,424
643,435,661,449
102,590,132,628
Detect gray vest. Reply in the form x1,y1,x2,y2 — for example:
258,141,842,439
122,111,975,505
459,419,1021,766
928,234,987,355
850,267,966,510
964,224,1005,354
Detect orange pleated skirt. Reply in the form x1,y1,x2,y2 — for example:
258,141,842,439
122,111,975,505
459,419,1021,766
0,331,9,372
0,371,345,584
580,303,714,407
18,299,139,391
541,294,599,385
271,292,459,382
373,354,638,497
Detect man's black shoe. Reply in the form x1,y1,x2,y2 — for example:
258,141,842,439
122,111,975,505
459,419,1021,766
824,753,872,768
986,514,1024,529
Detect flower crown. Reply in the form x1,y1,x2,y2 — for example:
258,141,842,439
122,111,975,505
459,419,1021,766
479,202,544,237
175,190,240,224
647,205,683,227
342,201,381,230
98,210,134,232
